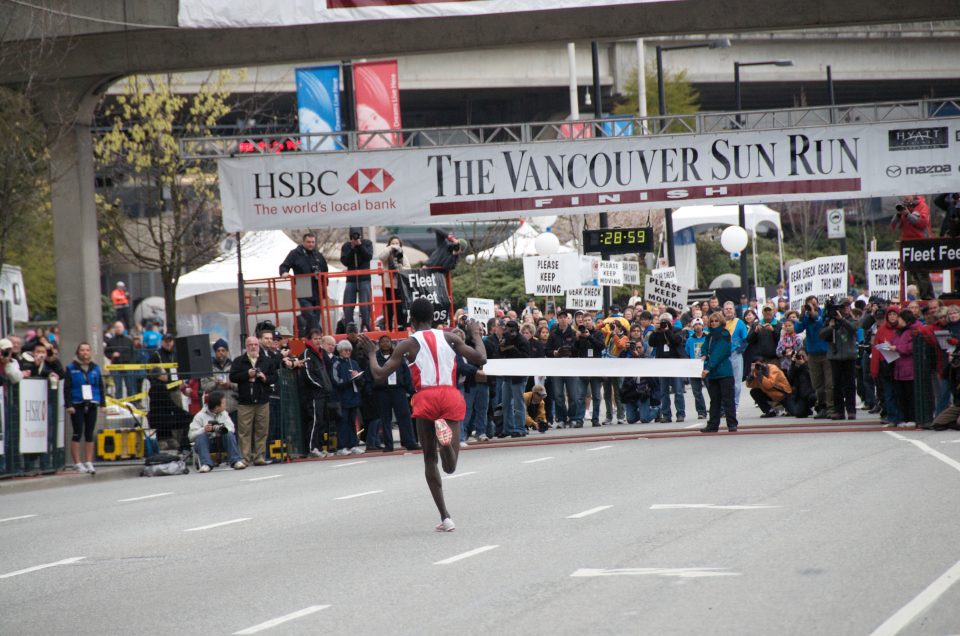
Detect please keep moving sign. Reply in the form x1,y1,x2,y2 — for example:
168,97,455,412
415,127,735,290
644,276,688,313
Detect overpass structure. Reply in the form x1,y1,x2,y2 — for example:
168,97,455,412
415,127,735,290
2,0,960,350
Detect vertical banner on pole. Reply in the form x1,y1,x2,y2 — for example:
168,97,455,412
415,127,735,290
353,60,402,148
295,65,342,151
18,379,48,454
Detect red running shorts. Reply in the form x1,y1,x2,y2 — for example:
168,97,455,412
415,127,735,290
411,385,466,422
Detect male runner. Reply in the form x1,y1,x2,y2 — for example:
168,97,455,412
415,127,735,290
358,297,486,532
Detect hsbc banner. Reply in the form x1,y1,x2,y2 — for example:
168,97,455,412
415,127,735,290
180,0,677,28
218,117,960,232
354,61,402,149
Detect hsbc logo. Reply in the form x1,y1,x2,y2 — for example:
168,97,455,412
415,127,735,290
347,168,395,194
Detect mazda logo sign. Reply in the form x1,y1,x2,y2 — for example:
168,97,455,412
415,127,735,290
886,165,902,178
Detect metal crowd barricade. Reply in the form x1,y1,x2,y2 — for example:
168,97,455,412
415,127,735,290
0,380,66,478
912,333,936,429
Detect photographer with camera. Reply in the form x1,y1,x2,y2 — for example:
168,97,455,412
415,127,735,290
576,313,606,426
890,195,933,298
380,235,408,330
280,232,329,333
796,296,833,418
746,358,793,418
340,227,374,331
498,320,531,436
935,192,960,238
648,314,687,423
545,310,581,427
425,230,463,273
189,391,247,472
818,298,858,420
785,351,817,417
0,338,23,386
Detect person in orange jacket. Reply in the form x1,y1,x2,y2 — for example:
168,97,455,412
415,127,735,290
746,359,793,417
111,281,131,329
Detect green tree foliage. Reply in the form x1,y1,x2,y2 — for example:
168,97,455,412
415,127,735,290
451,258,527,310
94,72,237,333
613,66,700,131
0,87,56,317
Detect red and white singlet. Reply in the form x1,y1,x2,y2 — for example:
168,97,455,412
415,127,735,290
409,329,466,421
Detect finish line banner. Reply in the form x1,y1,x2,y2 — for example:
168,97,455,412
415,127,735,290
218,117,960,231
180,0,677,28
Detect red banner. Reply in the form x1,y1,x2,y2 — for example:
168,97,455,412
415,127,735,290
353,60,402,149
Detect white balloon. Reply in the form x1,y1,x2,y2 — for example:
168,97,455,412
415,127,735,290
720,226,749,254
534,232,560,256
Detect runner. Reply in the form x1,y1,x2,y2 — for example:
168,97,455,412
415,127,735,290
358,297,486,532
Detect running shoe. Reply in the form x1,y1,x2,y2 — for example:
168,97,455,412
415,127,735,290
75,462,89,473
350,447,366,455
335,448,351,456
435,517,456,532
435,419,453,446
309,448,324,458
85,462,96,474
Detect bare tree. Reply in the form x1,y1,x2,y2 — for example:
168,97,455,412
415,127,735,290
782,200,827,259
94,72,238,332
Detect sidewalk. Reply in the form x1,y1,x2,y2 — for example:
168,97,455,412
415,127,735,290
0,396,887,494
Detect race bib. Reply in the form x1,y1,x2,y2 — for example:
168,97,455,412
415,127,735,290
81,384,93,401
388,372,397,385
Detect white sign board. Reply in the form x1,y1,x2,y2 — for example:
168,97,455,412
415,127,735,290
651,266,677,281
467,298,495,324
56,384,64,449
826,208,846,239
597,261,624,287
18,379,48,454
566,287,603,312
217,119,960,231
0,388,4,456
522,253,584,295
788,255,848,310
866,251,901,301
622,261,641,285
644,276,688,313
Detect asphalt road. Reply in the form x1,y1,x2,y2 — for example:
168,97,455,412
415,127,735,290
3,421,960,635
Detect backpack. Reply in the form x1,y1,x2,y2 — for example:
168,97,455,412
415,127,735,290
141,452,189,477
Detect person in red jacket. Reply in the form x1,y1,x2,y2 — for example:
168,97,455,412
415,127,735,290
870,306,901,425
891,195,934,298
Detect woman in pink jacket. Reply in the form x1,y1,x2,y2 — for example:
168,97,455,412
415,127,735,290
890,309,920,427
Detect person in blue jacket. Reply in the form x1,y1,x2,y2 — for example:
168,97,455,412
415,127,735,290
795,295,833,418
63,342,106,474
722,301,749,409
700,313,738,433
331,339,364,456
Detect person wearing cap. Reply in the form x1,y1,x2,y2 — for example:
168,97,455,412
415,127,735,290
111,281,131,329
0,337,22,385
200,339,238,420
340,227,374,331
819,298,858,420
279,232,329,334
523,384,548,433
148,334,192,448
685,318,708,419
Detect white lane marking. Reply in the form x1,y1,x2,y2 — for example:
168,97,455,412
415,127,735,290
939,440,960,444
244,474,283,482
443,471,478,480
184,518,252,533
869,558,960,636
567,505,613,519
586,445,613,452
334,490,383,500
233,605,331,634
117,492,173,503
522,457,554,464
434,545,500,565
332,460,367,468
650,504,781,510
887,431,960,473
0,556,85,579
571,567,741,579
0,514,38,523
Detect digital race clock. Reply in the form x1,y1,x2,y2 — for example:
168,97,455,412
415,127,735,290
582,227,653,255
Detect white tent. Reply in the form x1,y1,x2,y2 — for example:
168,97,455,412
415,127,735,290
176,231,344,341
466,221,576,261
669,205,785,291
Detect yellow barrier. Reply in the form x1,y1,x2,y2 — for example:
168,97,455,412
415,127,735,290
96,428,145,460
105,396,147,418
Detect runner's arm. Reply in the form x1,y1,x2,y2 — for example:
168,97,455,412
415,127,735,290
359,335,415,382
446,320,487,366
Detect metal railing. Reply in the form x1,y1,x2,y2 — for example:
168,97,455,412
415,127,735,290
179,96,960,159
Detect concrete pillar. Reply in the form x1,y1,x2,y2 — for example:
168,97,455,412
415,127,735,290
41,84,105,358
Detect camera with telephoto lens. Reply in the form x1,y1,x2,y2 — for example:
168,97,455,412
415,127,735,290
1,348,11,358
824,299,844,318
350,231,361,240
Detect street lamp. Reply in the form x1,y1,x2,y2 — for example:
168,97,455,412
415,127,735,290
733,58,793,299
655,38,730,268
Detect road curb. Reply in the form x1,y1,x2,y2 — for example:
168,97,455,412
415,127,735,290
0,465,144,495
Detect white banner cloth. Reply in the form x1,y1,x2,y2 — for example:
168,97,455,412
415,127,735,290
483,357,702,377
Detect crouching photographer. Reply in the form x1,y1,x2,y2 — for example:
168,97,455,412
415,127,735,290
745,359,794,418
188,391,247,472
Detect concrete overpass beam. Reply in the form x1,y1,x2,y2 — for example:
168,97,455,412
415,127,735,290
37,83,106,358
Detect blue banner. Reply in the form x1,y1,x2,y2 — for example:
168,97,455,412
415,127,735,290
295,65,342,151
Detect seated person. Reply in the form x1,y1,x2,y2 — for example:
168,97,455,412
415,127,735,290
524,384,549,433
621,376,662,424
745,359,793,418
188,391,247,472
